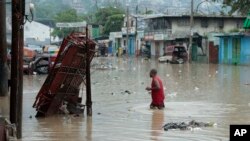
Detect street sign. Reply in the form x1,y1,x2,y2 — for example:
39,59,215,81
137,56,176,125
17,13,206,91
56,21,87,28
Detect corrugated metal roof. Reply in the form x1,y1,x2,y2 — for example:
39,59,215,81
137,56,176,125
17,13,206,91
215,33,247,37
142,14,246,20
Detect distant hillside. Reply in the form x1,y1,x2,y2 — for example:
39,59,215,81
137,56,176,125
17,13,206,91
31,0,225,18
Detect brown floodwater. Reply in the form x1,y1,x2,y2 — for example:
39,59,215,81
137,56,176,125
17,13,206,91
1,57,250,141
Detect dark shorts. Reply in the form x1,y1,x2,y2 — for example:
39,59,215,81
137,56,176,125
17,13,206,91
150,103,165,110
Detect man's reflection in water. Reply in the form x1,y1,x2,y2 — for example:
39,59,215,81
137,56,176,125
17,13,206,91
151,110,164,141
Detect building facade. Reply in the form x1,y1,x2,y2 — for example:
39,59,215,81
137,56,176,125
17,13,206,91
109,32,123,56
143,15,245,57
217,33,250,65
121,15,137,55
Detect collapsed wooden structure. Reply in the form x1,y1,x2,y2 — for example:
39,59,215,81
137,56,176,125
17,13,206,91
33,32,96,117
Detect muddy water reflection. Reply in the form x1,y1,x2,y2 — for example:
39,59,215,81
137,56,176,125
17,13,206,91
151,110,164,141
17,57,250,141
0,96,9,118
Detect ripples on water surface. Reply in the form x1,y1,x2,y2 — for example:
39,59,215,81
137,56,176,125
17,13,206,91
8,57,250,141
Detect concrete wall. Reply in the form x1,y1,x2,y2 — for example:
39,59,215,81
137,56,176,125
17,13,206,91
171,18,242,36
151,42,156,56
150,41,164,56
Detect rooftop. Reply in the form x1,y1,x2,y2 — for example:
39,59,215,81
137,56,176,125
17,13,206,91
142,14,246,20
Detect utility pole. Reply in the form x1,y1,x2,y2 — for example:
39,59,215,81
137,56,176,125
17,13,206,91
94,0,98,10
135,5,138,56
10,0,24,138
85,26,92,116
0,0,8,97
126,4,129,55
10,0,20,126
189,0,194,62
17,0,25,138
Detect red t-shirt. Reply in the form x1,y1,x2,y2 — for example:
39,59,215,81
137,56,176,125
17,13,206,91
151,76,165,105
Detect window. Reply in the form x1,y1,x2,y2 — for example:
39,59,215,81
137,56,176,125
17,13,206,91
124,40,126,46
147,18,171,30
177,19,190,26
201,19,208,28
236,20,243,28
131,20,134,27
218,20,224,28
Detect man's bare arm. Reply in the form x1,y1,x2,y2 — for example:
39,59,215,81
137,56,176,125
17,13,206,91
151,79,160,90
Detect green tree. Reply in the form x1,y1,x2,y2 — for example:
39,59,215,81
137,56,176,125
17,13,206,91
94,7,124,25
213,0,250,15
146,10,154,14
52,9,83,38
92,7,125,35
33,0,71,19
103,14,124,35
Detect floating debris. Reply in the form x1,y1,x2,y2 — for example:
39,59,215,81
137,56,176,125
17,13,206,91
124,90,131,94
94,63,117,70
121,90,132,95
59,103,69,115
163,120,215,131
167,92,177,98
194,87,199,91
93,82,99,85
113,76,119,80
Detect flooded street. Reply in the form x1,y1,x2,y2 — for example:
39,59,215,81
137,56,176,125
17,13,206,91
2,57,250,141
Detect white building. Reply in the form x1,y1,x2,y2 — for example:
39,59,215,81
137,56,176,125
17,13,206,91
6,16,59,45
24,21,53,42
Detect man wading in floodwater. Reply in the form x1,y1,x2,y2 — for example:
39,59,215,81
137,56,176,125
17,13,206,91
146,69,165,109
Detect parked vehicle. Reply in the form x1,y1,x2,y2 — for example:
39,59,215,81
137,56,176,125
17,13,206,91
31,55,51,74
23,47,37,73
7,40,37,74
141,43,151,58
23,47,37,64
30,45,59,74
158,45,188,63
7,47,37,74
26,44,43,54
97,43,108,57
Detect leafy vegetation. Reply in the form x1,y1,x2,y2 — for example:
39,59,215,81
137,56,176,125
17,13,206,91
33,0,71,19
51,9,83,38
34,0,125,38
213,0,250,15
93,7,125,35
103,14,124,35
